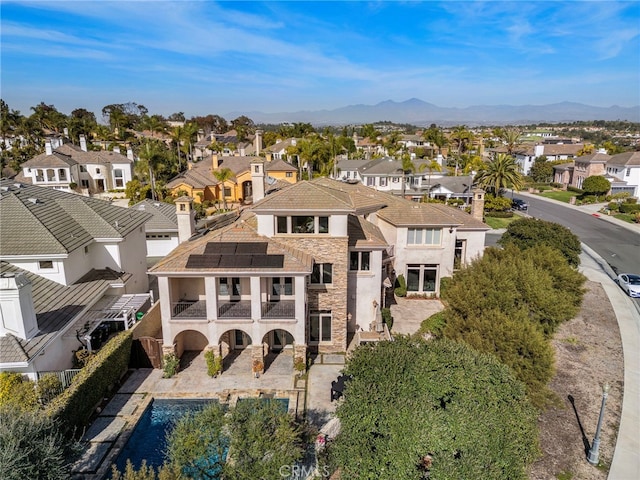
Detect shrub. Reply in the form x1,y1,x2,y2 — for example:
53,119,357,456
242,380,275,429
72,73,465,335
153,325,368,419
580,195,597,204
416,311,447,337
626,197,638,204
550,182,563,188
329,337,539,479
607,202,620,211
567,185,584,194
381,307,393,331
294,356,306,374
46,330,133,434
582,175,611,199
619,202,640,214
0,373,37,412
394,274,407,297
484,210,514,218
163,353,180,378
36,373,63,406
499,217,582,267
204,350,223,377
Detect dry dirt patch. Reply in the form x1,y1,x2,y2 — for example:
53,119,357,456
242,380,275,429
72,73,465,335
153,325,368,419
529,280,624,480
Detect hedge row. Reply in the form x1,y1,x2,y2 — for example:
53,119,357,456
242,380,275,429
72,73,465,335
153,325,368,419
46,330,133,435
620,203,640,214
485,211,515,218
567,186,584,194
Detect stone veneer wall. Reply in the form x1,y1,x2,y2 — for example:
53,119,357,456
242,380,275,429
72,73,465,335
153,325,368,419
284,236,348,353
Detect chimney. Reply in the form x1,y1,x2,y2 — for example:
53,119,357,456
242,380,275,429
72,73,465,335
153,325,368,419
79,135,88,152
0,273,39,341
251,161,265,203
212,154,219,170
534,144,544,157
113,145,121,154
175,196,196,243
127,147,134,161
254,129,263,156
45,141,53,155
471,188,485,222
187,161,193,171
265,152,273,162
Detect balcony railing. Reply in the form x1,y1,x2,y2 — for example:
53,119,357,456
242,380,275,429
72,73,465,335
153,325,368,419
218,300,251,318
261,301,295,319
172,300,207,319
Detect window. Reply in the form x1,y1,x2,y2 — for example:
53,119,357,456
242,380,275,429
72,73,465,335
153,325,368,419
80,165,87,173
81,179,89,188
380,177,387,187
46,169,55,182
84,246,89,254
96,168,101,174
114,169,124,188
406,264,437,293
407,228,441,246
223,187,231,197
626,169,630,177
58,169,67,181
219,277,241,296
286,172,292,178
366,177,375,186
276,216,330,234
311,263,332,284
38,260,54,270
272,277,293,296
349,251,371,271
310,311,332,343
392,176,400,183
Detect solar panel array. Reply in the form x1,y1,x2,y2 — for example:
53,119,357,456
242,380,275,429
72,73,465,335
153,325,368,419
187,242,284,269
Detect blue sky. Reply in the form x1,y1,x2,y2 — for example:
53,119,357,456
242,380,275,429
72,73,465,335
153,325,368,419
1,1,639,119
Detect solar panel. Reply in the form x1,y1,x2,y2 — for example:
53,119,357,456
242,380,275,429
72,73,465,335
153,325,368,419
204,241,269,255
251,255,284,268
186,254,221,268
219,255,253,267
236,242,268,254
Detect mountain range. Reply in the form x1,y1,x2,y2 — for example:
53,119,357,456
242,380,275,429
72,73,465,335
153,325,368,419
226,98,640,126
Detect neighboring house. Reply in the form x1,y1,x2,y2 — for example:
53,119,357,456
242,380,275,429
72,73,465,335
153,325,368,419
15,136,134,193
167,154,298,205
0,181,152,379
131,199,180,259
513,143,585,175
334,157,450,201
0,180,151,291
149,171,488,374
194,130,265,161
605,151,640,197
571,151,609,190
264,138,300,161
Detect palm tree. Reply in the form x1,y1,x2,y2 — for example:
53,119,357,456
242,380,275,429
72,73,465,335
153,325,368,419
213,167,234,210
474,153,523,196
500,128,522,156
449,125,473,176
418,157,442,199
422,125,448,157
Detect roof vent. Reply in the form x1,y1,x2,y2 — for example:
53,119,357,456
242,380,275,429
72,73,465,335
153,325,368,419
114,220,119,228
27,198,42,204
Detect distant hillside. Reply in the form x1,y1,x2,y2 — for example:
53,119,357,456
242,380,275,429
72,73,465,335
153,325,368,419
226,98,640,126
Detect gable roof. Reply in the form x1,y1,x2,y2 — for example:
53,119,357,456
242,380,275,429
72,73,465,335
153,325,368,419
131,200,178,232
607,151,640,166
252,180,354,212
0,181,151,256
21,151,77,168
55,143,133,164
149,213,313,275
0,262,114,365
574,152,611,164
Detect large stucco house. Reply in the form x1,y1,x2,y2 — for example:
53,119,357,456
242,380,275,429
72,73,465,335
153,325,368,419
0,181,151,379
150,166,488,374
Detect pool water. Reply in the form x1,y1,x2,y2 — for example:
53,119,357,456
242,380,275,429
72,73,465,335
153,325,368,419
113,398,214,474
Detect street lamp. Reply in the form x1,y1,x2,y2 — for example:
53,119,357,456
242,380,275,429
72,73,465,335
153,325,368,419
587,383,610,465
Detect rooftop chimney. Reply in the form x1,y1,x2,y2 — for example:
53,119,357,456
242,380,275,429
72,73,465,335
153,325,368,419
471,188,485,222
175,197,196,243
254,129,263,156
212,154,219,170
45,141,53,156
0,273,39,341
251,161,265,203
127,147,134,161
79,135,88,152
113,145,121,154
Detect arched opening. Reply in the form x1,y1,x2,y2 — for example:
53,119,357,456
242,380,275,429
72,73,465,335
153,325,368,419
242,180,252,201
173,329,209,371
262,329,294,372
218,329,253,373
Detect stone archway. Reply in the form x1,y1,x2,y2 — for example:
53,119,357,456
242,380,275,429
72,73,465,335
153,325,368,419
217,329,254,373
261,329,295,373
173,329,209,371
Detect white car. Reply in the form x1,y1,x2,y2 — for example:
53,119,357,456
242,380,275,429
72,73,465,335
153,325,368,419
616,273,640,298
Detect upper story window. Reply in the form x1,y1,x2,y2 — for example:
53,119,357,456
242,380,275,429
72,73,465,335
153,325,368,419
276,216,329,234
272,277,293,296
350,251,371,271
407,228,442,246
311,263,332,285
380,177,387,187
38,260,54,270
366,177,375,186
96,168,101,174
626,168,630,177
286,172,293,178
219,277,241,296
80,165,88,173
114,168,124,188
58,169,67,181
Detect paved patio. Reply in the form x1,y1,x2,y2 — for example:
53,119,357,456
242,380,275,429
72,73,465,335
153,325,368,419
389,296,444,335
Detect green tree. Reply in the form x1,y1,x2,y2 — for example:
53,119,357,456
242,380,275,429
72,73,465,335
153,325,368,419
529,155,553,183
498,217,582,267
0,406,81,480
422,124,448,157
474,153,523,195
166,403,227,479
582,175,611,200
212,167,234,210
329,337,539,479
224,399,304,480
499,127,522,155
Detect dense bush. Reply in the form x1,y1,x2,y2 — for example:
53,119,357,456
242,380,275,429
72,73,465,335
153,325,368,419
498,217,582,267
0,406,81,480
581,175,611,198
567,185,584,194
329,337,539,479
381,307,393,330
484,194,511,212
163,353,180,378
46,330,133,434
484,210,514,218
0,372,37,412
619,202,640,214
204,350,222,377
394,274,407,297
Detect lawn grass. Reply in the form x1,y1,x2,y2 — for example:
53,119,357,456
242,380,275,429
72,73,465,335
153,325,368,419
484,215,519,229
539,190,577,203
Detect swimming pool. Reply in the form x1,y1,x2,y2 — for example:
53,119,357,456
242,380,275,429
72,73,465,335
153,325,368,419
113,398,214,474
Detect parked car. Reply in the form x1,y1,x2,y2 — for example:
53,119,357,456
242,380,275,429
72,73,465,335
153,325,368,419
616,273,640,298
511,198,528,211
